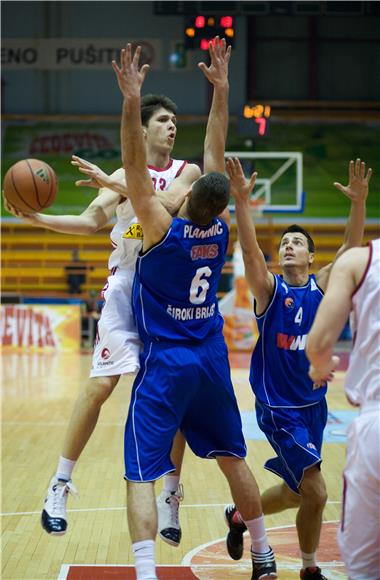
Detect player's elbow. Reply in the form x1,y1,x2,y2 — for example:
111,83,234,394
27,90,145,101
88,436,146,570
78,217,101,235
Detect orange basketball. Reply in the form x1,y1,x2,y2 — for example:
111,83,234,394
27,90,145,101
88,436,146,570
3,158,58,213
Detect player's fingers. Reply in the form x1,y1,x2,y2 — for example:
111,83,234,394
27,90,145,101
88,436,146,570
122,46,130,69
111,60,121,76
233,156,241,169
76,166,93,175
213,36,220,56
3,197,12,212
226,158,235,175
120,47,126,69
133,45,141,67
333,182,346,194
208,39,215,60
226,44,232,62
366,167,373,182
75,179,93,187
360,160,365,179
249,171,258,189
355,157,361,177
71,154,88,164
140,64,150,81
226,158,236,178
197,62,211,79
348,159,354,182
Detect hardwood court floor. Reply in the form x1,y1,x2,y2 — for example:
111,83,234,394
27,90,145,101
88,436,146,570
1,351,351,580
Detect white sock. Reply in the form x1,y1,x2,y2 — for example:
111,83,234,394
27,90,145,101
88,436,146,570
244,514,270,554
133,539,156,580
302,551,316,569
56,456,77,481
164,475,180,494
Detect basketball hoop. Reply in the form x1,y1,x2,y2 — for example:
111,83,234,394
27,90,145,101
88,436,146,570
250,198,265,218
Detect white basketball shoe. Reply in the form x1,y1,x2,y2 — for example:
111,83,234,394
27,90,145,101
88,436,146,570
156,484,184,547
41,476,78,535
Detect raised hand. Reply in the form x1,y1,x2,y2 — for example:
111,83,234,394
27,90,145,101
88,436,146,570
198,36,231,87
334,158,372,202
112,44,150,99
226,157,257,202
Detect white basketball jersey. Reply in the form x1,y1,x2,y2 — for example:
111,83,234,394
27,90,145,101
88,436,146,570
108,159,187,272
345,239,380,407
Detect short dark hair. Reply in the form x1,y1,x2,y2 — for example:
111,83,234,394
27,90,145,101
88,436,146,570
140,94,177,126
280,224,315,253
187,172,230,225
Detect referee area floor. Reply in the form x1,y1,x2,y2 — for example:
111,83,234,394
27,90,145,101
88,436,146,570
2,350,352,579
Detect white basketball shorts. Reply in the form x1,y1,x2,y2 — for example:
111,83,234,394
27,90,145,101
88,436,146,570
90,269,141,378
338,404,380,580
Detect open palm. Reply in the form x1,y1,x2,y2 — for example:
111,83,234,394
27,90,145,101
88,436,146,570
334,158,372,202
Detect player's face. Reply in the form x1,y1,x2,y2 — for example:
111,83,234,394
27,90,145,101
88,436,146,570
144,107,177,154
279,233,314,268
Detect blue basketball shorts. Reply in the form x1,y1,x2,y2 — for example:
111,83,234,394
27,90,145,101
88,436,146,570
255,398,328,494
124,336,247,482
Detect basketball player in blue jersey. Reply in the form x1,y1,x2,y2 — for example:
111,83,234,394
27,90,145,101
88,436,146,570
110,41,277,580
223,156,371,580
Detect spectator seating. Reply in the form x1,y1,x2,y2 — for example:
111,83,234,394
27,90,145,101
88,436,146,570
1,222,379,296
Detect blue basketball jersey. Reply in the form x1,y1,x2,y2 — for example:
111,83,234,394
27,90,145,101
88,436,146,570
132,217,228,342
250,273,327,408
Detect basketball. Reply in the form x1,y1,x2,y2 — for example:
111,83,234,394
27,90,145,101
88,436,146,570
3,158,58,213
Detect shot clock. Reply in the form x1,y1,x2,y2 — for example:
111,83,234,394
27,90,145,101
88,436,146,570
238,103,271,138
184,15,235,49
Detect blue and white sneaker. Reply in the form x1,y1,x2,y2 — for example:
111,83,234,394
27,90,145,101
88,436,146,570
41,476,77,535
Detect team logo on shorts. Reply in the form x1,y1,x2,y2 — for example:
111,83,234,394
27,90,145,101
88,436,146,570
101,348,111,360
284,297,295,309
307,442,317,450
122,224,144,239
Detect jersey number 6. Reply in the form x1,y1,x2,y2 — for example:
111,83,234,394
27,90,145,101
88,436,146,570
189,267,212,305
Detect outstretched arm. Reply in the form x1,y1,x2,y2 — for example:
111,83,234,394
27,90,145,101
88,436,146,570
3,176,119,235
307,246,368,383
199,37,231,225
72,155,201,216
198,37,230,175
317,158,372,290
112,44,171,249
226,157,274,312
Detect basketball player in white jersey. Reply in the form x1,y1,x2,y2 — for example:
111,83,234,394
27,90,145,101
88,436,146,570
3,95,200,537
307,241,380,580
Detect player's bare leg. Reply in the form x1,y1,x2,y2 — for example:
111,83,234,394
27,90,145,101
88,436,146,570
297,467,327,578
169,430,186,476
218,456,277,579
62,375,120,460
41,375,120,535
127,481,158,580
157,430,186,547
261,482,300,514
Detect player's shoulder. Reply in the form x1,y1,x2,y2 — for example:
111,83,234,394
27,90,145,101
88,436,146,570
173,160,201,179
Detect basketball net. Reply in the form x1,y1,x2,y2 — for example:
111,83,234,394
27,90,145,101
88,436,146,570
250,198,265,218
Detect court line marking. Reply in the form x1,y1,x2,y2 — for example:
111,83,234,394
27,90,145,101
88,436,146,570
182,520,340,565
1,501,341,517
57,564,195,580
57,522,345,580
181,521,345,574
